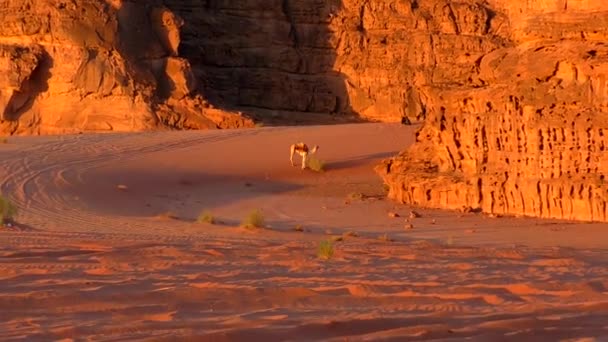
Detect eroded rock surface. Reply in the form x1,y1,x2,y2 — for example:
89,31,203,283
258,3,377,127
0,0,253,135
1,0,521,133
171,0,506,123
377,0,608,222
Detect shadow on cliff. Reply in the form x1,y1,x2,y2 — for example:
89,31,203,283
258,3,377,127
165,0,365,126
2,50,52,122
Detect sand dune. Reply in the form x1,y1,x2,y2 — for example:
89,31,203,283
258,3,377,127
1,123,608,341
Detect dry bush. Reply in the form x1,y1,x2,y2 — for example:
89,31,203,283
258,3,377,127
241,209,265,229
0,195,18,224
307,156,325,172
317,240,334,260
197,210,216,224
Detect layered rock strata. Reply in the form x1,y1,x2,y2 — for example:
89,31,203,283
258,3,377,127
170,0,506,123
0,0,253,135
377,0,608,222
3,0,570,134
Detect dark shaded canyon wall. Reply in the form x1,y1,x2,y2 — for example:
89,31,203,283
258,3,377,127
169,0,507,123
377,0,608,222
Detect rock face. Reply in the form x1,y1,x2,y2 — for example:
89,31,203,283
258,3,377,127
0,0,253,135
377,0,608,222
0,0,515,134
169,0,504,123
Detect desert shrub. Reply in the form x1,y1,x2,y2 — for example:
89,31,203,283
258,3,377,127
241,209,265,229
317,240,334,260
0,195,17,224
307,156,325,172
197,210,215,224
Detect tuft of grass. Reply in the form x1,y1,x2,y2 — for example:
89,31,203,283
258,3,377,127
241,209,265,229
294,224,304,232
0,137,8,144
307,156,325,172
317,240,334,260
0,195,18,224
197,210,215,224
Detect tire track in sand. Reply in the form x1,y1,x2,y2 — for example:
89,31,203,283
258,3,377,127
0,130,258,235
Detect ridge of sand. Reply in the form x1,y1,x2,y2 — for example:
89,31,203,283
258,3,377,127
1,123,608,341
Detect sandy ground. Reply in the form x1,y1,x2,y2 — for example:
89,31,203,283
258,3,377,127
1,123,608,341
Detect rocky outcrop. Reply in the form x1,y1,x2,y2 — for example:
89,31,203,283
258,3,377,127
170,0,506,123
3,0,513,133
0,0,253,135
377,0,608,222
5,0,581,134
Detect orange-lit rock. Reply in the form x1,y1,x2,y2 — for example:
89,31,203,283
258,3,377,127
0,0,518,132
0,0,253,135
378,0,608,222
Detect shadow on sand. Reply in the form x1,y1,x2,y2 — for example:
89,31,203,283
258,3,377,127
71,169,306,220
324,151,400,171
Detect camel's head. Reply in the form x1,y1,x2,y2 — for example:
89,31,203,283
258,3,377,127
311,145,319,153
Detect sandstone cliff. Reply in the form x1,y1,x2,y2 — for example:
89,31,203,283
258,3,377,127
170,0,505,123
377,0,608,222
0,0,516,133
0,0,253,135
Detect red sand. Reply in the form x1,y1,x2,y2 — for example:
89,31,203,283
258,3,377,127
1,123,608,341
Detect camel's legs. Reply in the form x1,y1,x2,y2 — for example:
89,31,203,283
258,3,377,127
301,153,307,169
290,144,296,166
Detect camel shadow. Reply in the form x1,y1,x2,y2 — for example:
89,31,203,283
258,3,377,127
325,151,399,171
